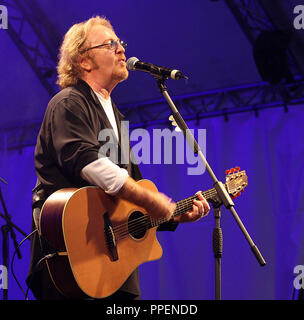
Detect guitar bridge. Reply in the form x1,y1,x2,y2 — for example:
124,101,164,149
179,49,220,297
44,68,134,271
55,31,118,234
104,212,118,261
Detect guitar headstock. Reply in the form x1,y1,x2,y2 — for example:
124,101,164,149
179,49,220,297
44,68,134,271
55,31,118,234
225,167,248,199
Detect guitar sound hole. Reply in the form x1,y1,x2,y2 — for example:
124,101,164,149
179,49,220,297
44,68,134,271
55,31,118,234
128,211,147,239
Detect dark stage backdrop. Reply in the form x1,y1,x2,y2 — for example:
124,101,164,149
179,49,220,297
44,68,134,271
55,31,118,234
0,103,303,300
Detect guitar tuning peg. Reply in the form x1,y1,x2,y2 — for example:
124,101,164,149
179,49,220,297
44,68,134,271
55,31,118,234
231,191,242,199
233,192,240,199
226,167,240,175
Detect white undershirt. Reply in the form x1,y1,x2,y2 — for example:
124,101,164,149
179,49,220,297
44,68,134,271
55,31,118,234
80,92,128,195
94,91,119,140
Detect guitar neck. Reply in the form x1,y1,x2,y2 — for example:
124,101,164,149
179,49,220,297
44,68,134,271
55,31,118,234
149,187,218,228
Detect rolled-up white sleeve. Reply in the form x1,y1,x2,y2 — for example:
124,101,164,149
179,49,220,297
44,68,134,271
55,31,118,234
80,157,129,195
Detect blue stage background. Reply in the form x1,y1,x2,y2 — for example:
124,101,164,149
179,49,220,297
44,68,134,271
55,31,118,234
1,105,304,300
0,0,303,300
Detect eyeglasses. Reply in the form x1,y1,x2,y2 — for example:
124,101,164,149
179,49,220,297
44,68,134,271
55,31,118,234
81,40,127,53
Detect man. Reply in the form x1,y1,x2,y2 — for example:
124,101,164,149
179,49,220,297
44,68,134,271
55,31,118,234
26,16,210,300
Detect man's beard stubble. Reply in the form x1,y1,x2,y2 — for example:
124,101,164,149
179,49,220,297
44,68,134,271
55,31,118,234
91,56,129,83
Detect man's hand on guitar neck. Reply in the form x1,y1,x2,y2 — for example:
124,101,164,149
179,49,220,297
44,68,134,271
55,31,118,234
174,191,210,223
118,178,210,222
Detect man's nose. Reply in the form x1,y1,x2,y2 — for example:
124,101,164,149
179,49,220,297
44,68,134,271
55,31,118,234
116,42,125,53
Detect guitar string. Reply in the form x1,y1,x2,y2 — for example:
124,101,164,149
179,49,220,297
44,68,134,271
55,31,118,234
106,189,217,240
104,174,245,244
105,189,219,242
105,204,189,243
108,190,212,235
107,185,242,244
115,188,217,233
105,198,197,243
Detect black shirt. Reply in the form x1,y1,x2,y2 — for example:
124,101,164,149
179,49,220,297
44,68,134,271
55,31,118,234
35,79,132,196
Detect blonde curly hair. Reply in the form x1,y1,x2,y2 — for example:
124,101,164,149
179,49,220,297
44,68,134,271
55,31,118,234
57,16,114,89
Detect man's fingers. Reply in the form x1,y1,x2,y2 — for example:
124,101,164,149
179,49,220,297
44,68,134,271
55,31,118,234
193,199,204,216
196,191,210,215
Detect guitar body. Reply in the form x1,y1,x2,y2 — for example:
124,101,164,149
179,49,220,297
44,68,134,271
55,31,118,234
39,179,163,299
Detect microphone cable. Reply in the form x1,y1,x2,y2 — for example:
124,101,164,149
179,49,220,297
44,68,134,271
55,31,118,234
10,228,38,300
11,228,58,300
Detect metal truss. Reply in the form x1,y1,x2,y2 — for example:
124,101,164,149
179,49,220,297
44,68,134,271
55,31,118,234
225,0,302,77
2,0,59,96
119,77,304,128
0,121,41,153
1,0,304,151
2,79,303,152
225,0,274,44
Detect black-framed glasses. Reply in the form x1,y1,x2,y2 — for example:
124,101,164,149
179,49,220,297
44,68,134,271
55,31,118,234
81,40,127,53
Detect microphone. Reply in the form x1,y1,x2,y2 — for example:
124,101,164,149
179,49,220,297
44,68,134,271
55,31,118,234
126,57,187,80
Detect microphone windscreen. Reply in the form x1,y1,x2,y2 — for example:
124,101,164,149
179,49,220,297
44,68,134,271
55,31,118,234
126,57,139,70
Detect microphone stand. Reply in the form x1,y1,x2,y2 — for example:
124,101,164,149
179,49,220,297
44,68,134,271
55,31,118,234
153,76,266,300
0,177,27,300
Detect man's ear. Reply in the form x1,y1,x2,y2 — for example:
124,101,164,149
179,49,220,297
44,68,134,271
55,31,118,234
79,57,92,72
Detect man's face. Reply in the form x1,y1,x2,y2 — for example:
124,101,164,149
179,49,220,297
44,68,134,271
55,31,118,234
83,24,128,84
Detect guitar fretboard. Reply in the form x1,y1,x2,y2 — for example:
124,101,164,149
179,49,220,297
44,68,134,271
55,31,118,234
149,187,218,228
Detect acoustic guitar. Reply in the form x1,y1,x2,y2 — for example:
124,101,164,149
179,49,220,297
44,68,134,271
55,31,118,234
39,167,247,299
